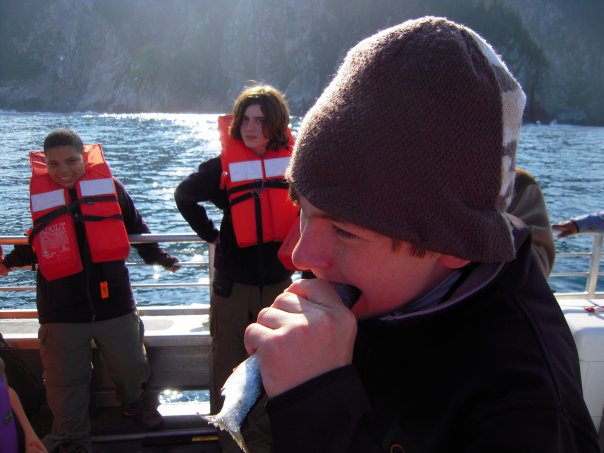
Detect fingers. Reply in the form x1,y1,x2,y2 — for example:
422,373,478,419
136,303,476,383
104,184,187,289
246,279,359,397
552,225,572,238
246,280,355,350
244,321,273,356
552,220,578,238
284,278,344,309
256,292,321,324
244,288,330,355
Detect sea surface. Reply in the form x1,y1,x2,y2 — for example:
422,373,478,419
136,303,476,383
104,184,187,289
1,112,603,309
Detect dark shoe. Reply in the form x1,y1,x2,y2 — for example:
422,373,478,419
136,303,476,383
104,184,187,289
121,392,164,430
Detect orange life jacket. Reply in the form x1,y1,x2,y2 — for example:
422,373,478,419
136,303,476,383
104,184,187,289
28,144,130,281
218,114,298,248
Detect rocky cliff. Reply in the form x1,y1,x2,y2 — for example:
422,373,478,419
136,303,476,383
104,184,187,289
0,0,602,125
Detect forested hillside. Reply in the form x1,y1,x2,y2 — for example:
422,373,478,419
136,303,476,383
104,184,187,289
0,0,602,124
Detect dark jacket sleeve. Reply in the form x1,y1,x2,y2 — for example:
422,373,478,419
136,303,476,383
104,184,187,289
114,178,178,268
572,209,604,233
173,157,226,243
508,168,556,278
267,364,597,453
266,366,377,453
2,244,37,269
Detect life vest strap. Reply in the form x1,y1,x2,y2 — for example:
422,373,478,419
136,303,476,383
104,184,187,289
227,179,290,246
226,181,262,197
253,192,263,246
226,178,289,199
226,190,265,245
28,194,121,245
263,178,289,190
229,191,256,207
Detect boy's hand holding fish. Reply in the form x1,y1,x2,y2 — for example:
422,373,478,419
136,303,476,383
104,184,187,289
244,278,358,398
203,280,360,451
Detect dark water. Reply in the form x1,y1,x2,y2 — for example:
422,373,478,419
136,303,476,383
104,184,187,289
1,113,603,308
516,123,604,293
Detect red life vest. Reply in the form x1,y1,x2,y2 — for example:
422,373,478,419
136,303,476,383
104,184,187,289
28,144,130,281
218,114,298,248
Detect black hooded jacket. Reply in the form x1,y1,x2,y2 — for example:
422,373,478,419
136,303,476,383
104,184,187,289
266,219,599,453
174,156,293,286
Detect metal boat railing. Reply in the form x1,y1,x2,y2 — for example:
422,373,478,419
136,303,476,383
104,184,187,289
547,232,603,299
0,233,213,293
2,232,603,298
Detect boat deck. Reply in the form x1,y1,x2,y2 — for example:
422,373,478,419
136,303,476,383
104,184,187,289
0,307,213,392
0,307,222,451
30,404,221,452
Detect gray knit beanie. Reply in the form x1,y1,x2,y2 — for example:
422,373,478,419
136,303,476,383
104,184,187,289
287,16,525,262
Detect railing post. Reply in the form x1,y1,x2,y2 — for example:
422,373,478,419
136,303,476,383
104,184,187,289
586,233,603,299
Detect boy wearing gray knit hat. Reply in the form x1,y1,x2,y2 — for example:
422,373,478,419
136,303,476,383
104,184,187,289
244,17,598,453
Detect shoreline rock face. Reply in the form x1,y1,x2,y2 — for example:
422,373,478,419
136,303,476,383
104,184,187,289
0,0,602,125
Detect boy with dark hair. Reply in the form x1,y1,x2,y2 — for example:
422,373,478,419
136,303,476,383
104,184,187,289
244,17,599,453
0,128,180,452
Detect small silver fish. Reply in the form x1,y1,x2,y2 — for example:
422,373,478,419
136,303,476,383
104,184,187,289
204,354,262,452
